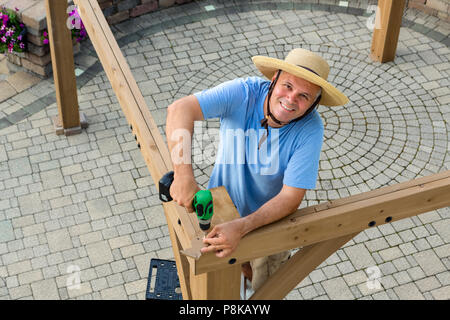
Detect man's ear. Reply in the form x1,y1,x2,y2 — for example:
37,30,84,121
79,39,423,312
271,70,281,82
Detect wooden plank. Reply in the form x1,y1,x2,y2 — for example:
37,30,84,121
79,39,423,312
307,170,450,214
370,0,406,62
166,216,192,300
189,263,241,300
45,0,80,131
74,0,199,250
250,233,358,300
194,170,450,274
73,0,243,300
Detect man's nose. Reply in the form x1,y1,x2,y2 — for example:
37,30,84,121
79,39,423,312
285,92,297,105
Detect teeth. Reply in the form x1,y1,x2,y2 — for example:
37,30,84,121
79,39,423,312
281,102,294,111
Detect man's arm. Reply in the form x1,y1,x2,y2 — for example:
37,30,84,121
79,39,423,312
165,95,204,212
201,185,306,257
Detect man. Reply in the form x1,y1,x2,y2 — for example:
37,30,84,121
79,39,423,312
165,48,348,292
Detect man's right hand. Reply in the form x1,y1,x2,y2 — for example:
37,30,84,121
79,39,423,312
170,173,200,213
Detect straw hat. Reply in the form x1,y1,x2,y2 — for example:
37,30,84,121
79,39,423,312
252,48,349,106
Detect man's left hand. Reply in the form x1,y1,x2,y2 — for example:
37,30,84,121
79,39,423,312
200,219,245,258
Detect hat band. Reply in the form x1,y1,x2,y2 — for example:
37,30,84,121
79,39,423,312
296,64,320,77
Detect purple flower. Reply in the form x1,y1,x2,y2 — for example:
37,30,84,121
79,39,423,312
43,38,49,44
17,35,22,41
43,31,48,37
1,36,6,43
19,42,24,49
15,7,19,12
2,14,8,23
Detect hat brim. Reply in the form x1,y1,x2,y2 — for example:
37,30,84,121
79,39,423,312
252,56,349,107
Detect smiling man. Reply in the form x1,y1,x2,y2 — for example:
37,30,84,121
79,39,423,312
165,48,348,294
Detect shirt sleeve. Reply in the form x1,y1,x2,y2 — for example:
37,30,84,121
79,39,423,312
193,78,248,120
283,121,324,190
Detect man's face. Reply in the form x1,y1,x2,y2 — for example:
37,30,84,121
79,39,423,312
267,71,321,126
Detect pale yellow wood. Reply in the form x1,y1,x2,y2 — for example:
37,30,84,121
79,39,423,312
308,170,450,214
166,217,191,300
370,0,406,62
74,0,199,250
73,0,242,300
250,233,358,300
194,171,450,274
190,262,241,300
46,0,80,129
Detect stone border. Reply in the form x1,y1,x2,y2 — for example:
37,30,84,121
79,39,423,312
0,0,448,131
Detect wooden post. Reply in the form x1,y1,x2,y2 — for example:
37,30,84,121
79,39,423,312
45,0,87,135
190,264,241,300
74,0,241,300
370,0,406,63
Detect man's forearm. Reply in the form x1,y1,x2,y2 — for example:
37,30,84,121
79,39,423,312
201,186,305,257
165,96,201,177
240,186,306,237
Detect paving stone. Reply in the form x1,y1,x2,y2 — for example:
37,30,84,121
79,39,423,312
432,219,450,242
6,71,41,93
86,198,113,221
379,247,404,262
111,172,137,194
86,241,114,267
343,244,376,270
413,249,447,276
431,285,450,300
97,137,122,156
0,221,15,243
321,277,355,300
393,283,425,300
46,229,73,253
124,278,147,296
100,285,128,300
31,278,59,300
0,81,16,102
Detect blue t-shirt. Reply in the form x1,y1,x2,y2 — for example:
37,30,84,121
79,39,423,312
194,77,324,217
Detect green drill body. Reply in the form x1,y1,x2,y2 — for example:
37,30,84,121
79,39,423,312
159,171,214,231
192,190,213,231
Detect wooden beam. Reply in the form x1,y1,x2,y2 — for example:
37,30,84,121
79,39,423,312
73,0,242,299
370,0,406,62
194,170,450,274
166,216,192,300
250,233,358,300
189,263,241,300
73,0,199,250
45,0,86,135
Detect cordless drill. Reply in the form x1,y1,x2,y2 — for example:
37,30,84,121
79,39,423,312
159,171,213,231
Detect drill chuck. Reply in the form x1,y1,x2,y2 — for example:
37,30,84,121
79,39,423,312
198,218,212,231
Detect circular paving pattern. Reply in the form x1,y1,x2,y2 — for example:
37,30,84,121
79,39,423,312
1,1,449,301
129,12,448,206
